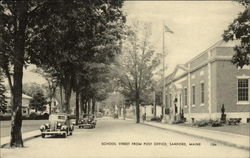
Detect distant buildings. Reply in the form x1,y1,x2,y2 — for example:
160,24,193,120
2,91,59,116
140,105,162,119
3,91,32,116
164,40,250,123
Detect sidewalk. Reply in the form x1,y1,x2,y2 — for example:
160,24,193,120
142,121,250,151
0,130,41,148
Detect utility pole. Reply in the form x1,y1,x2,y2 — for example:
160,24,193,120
162,23,173,122
153,91,156,117
162,22,166,120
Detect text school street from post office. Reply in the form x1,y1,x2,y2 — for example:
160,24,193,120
1,118,249,158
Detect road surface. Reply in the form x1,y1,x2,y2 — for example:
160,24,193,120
1,118,249,158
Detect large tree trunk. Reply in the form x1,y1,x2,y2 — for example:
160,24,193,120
63,76,72,113
10,13,26,146
135,91,140,123
10,63,24,147
75,90,80,125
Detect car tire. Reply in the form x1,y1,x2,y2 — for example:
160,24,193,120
62,133,67,138
42,134,45,138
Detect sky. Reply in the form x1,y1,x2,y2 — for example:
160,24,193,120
123,1,244,77
5,1,243,85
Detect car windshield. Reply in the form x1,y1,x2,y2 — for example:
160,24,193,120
49,115,66,121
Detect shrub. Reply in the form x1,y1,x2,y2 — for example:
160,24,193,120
151,117,162,122
0,115,11,120
29,112,38,120
171,119,185,124
43,113,49,119
193,119,223,127
194,120,209,127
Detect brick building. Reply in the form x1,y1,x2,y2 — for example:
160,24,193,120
165,40,250,123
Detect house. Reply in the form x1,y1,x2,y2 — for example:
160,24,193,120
3,91,32,116
165,40,250,123
140,105,162,119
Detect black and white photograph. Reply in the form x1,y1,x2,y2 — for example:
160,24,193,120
0,0,249,158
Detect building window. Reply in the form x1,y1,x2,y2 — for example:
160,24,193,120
201,82,205,104
184,88,188,105
192,85,195,105
151,107,154,114
238,79,249,101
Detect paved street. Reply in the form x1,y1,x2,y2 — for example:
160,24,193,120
0,120,47,137
1,118,249,158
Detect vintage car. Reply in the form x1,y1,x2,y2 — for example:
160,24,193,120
78,114,97,129
40,113,74,138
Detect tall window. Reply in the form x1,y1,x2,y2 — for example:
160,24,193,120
201,83,205,104
184,88,188,105
192,85,195,105
238,79,249,101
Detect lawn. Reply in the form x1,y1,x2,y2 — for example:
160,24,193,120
200,123,250,136
178,123,250,136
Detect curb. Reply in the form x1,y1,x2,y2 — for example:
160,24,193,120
142,122,250,151
1,132,41,148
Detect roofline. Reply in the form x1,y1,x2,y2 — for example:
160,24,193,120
184,39,224,66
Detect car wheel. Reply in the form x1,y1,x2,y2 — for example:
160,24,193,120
42,134,45,138
62,133,67,138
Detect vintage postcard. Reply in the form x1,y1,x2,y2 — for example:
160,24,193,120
0,1,249,158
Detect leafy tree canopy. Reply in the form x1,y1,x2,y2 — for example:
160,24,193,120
29,91,47,112
223,0,250,68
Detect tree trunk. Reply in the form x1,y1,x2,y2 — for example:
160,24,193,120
75,90,80,125
10,63,24,147
10,15,26,146
63,78,72,114
87,100,90,115
135,91,140,123
80,92,84,115
92,99,95,115
60,85,63,112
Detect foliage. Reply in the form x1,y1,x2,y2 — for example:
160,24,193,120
0,0,125,146
23,82,44,97
223,0,250,68
29,112,49,120
193,119,223,127
0,68,7,113
29,91,47,112
31,68,59,99
27,0,126,113
151,117,162,122
171,119,185,124
113,20,160,123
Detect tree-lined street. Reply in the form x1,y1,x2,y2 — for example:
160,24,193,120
0,1,249,158
1,118,249,158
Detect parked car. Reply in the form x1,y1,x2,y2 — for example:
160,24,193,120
40,113,74,138
78,114,97,129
